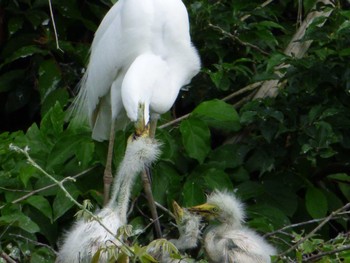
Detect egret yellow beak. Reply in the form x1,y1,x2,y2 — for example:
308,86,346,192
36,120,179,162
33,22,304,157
187,203,220,220
172,201,184,224
134,103,150,138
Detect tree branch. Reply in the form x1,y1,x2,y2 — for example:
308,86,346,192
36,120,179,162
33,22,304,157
0,166,96,210
277,202,350,258
158,82,261,129
8,144,135,256
302,244,350,262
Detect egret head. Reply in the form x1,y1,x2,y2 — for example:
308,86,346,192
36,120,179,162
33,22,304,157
188,190,245,227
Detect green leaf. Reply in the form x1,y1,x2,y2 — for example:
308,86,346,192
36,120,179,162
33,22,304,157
152,162,181,205
30,247,56,263
327,173,350,183
0,70,26,93
26,195,53,222
75,142,95,168
40,102,65,137
207,144,243,169
0,213,40,233
236,181,265,201
306,187,328,218
192,99,241,131
180,118,211,163
182,179,206,207
38,60,62,104
203,168,233,191
46,134,87,170
53,184,80,220
19,165,38,188
0,46,48,69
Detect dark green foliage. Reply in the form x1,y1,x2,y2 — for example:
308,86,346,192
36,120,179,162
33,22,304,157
0,0,349,262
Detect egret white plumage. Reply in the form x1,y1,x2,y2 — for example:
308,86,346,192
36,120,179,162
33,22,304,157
56,135,161,263
188,190,277,263
71,0,200,203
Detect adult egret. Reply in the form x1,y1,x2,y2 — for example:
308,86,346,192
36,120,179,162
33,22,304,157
56,134,161,263
188,190,277,263
71,0,201,203
146,201,202,263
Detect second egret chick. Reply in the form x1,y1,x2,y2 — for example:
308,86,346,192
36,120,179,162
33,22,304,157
147,201,202,263
170,201,202,251
188,190,277,263
56,135,160,263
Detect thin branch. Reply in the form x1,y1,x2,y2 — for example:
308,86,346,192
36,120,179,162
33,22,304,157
0,252,16,263
240,0,276,22
158,82,261,129
8,144,135,256
208,23,269,56
302,244,350,262
142,117,163,238
277,202,350,258
0,187,31,193
9,234,58,255
47,0,63,52
265,216,342,238
0,166,97,210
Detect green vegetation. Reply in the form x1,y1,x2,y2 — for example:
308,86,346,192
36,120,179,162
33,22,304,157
0,0,349,262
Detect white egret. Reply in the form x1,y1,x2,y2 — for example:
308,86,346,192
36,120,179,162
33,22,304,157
56,134,161,263
71,0,201,204
188,190,277,263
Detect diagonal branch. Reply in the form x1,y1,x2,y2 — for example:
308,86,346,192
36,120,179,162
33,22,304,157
277,202,350,258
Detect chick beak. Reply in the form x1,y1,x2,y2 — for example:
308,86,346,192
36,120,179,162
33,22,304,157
172,201,184,225
133,103,150,139
187,203,218,220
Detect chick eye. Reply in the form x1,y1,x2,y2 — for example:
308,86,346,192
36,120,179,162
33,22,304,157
212,207,220,213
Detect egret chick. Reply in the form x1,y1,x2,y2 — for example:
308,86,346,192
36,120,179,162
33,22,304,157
188,190,276,263
147,201,202,263
170,201,202,251
56,135,160,263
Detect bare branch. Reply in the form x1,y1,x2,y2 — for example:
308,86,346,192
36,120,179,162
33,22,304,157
0,166,96,210
302,244,350,262
159,82,261,129
208,23,269,56
9,233,58,255
277,202,350,258
47,0,63,52
1,252,16,263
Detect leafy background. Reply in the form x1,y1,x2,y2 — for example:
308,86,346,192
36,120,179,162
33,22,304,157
0,0,350,262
